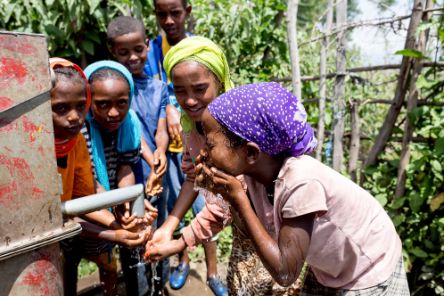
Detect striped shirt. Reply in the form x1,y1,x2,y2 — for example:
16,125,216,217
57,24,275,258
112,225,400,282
81,122,141,189
64,122,141,256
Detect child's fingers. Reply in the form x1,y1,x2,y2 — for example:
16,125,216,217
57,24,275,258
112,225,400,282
210,167,231,180
124,202,131,218
144,199,158,213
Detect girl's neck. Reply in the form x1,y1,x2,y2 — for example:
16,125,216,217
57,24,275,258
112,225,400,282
247,154,285,189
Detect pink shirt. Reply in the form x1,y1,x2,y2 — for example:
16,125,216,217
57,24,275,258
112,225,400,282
271,156,402,289
180,129,232,246
182,152,402,289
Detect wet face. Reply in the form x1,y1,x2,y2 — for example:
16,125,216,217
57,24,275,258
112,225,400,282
90,78,130,132
171,61,220,122
201,109,247,176
111,31,148,76
51,80,87,139
155,0,191,45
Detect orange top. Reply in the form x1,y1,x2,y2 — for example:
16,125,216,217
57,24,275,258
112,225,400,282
57,134,95,201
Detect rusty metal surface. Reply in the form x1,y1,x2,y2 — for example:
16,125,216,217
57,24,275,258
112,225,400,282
0,244,63,296
0,33,63,253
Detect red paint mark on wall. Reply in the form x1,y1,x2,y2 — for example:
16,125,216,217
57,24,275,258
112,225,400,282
21,117,50,142
21,259,56,296
0,97,16,131
0,96,13,111
0,36,37,55
0,57,28,87
32,187,44,199
0,155,42,207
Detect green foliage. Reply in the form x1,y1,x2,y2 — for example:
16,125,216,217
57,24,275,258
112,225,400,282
361,17,444,294
2,1,444,294
78,259,98,278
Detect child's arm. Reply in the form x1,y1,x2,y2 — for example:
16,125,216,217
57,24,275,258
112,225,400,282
196,165,314,286
235,194,313,286
141,136,163,196
74,217,151,248
166,104,182,143
153,83,170,177
141,136,154,168
147,180,198,246
153,118,169,177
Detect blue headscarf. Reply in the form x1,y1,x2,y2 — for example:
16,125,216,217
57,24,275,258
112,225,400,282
84,60,141,191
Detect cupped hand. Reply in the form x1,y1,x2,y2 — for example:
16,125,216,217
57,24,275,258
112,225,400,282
114,228,151,248
144,236,186,261
195,163,244,206
166,105,182,141
153,149,167,177
115,202,146,232
145,171,163,197
143,199,158,224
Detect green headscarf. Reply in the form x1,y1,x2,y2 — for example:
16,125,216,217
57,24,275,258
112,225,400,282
163,36,233,133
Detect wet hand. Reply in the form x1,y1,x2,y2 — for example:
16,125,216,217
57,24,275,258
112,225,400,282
143,199,158,225
153,149,167,177
195,163,244,206
115,202,145,231
144,236,186,261
145,172,163,197
114,228,151,248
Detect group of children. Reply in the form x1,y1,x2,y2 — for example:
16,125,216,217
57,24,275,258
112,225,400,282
50,0,410,295
54,0,227,295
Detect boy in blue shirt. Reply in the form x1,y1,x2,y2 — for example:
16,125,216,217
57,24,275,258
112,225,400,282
107,16,169,296
145,1,227,295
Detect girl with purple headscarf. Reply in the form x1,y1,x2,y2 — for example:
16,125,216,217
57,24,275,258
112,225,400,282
194,82,408,295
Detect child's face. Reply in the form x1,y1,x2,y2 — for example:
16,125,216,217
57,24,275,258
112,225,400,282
51,80,87,139
155,0,191,45
201,109,247,176
111,31,148,76
171,61,220,122
90,78,130,132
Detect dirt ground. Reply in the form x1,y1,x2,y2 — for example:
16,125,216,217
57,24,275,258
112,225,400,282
78,258,228,296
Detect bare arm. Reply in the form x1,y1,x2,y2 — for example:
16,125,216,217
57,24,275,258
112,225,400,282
117,164,135,188
153,118,169,176
235,195,313,286
141,136,154,169
82,209,121,230
196,164,314,286
154,180,198,236
165,104,182,141
74,217,150,248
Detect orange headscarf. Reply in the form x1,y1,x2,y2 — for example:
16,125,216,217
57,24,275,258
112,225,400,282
49,58,91,158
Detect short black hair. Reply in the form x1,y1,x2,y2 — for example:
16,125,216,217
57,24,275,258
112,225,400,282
52,67,85,89
107,16,146,45
88,68,129,93
153,0,188,9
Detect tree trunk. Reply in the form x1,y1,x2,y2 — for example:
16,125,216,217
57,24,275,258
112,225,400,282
332,0,347,171
287,0,301,99
316,0,334,160
349,100,360,182
364,0,427,167
395,0,434,198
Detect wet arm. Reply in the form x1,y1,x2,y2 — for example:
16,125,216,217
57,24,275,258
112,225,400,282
234,193,314,286
141,136,154,169
159,180,198,235
117,164,136,188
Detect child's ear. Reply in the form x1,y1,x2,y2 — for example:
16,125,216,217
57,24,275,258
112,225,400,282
185,5,192,16
245,142,261,165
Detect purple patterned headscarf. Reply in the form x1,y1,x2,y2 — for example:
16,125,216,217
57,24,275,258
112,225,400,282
207,82,317,157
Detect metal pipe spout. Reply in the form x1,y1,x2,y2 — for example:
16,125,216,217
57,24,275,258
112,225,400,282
60,184,145,217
